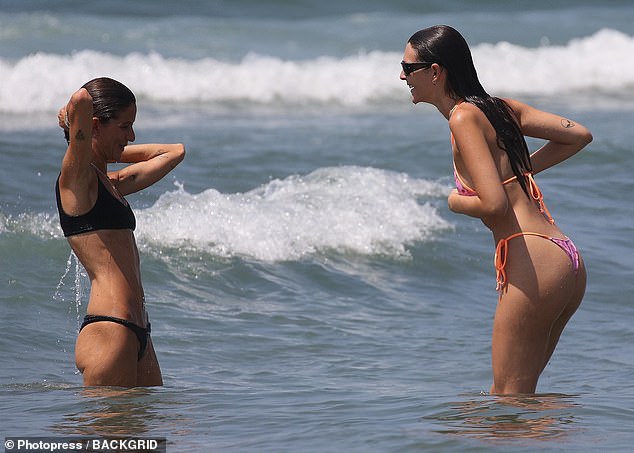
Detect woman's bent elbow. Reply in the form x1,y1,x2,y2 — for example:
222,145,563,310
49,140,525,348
582,130,593,146
173,144,186,165
576,126,593,148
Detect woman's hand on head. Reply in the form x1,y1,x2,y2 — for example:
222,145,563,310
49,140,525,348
57,106,68,131
60,88,94,133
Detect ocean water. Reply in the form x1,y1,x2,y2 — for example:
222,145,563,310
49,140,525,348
1,0,634,451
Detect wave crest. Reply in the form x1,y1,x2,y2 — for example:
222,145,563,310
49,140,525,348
136,166,451,261
1,29,632,113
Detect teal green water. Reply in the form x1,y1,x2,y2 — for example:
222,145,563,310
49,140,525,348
1,1,633,451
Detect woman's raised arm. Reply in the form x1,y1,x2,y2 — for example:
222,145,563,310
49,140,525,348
504,98,592,175
109,143,186,195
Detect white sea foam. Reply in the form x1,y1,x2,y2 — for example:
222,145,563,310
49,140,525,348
0,212,60,238
136,166,451,262
3,167,451,262
1,29,632,113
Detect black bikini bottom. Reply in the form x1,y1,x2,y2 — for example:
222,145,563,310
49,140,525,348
80,314,151,360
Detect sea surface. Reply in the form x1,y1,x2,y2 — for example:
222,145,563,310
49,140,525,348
1,0,634,451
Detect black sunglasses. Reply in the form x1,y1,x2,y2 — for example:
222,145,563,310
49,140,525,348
401,61,434,76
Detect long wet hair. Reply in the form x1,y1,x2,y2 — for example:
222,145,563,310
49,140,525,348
408,25,532,196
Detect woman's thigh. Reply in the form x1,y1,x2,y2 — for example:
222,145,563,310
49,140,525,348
490,237,579,393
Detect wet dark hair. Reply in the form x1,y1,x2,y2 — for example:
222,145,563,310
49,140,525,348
64,77,135,143
408,25,533,196
82,77,136,123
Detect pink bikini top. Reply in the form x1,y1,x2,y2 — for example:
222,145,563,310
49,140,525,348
451,135,554,223
453,162,517,196
451,132,517,196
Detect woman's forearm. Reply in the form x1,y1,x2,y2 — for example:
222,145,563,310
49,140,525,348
119,143,185,165
112,143,186,195
530,132,592,175
448,190,507,219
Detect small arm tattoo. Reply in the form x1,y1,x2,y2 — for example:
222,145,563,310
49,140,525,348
561,118,575,128
74,129,86,141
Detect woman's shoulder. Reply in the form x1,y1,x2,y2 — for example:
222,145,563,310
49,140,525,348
449,101,487,132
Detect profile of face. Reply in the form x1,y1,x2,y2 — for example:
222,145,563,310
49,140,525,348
95,103,137,163
81,77,136,163
400,42,434,104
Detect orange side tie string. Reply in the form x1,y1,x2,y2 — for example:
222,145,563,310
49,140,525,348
495,231,553,292
525,173,554,224
494,236,512,292
495,232,529,292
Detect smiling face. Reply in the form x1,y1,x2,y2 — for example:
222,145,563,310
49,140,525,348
400,42,434,104
95,103,136,162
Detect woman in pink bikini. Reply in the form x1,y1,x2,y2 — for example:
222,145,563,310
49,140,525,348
400,25,592,394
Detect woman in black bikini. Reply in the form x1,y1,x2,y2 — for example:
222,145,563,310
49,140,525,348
56,77,185,386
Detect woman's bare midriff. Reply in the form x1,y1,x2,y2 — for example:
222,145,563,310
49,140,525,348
68,229,146,326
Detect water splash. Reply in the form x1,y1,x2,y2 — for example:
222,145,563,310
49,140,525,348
53,251,88,324
136,166,452,262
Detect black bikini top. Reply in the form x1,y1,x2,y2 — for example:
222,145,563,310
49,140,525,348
55,171,136,237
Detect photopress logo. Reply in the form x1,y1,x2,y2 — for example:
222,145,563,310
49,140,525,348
4,438,84,451
4,437,167,452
